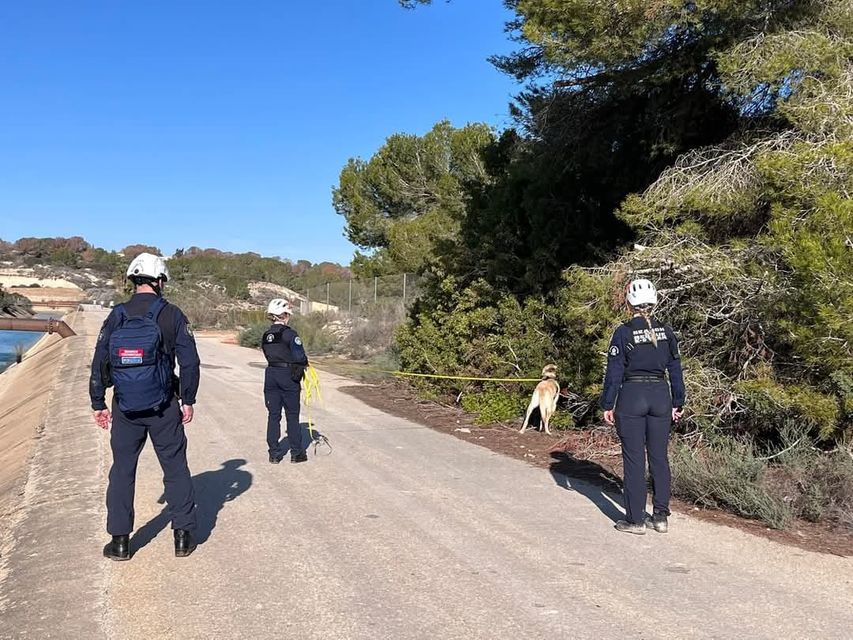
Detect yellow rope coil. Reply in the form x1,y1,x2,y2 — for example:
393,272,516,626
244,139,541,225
301,365,323,439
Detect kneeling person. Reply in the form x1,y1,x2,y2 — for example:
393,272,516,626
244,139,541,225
262,299,309,464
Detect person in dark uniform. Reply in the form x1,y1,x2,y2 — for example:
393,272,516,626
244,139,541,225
600,279,685,535
262,298,309,464
90,253,201,560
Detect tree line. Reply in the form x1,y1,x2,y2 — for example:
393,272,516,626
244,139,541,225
332,0,852,529
0,236,350,302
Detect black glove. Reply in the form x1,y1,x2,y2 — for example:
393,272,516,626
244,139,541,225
290,364,306,383
100,359,113,388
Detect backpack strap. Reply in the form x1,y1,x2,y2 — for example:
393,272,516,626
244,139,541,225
113,303,128,323
145,296,168,321
154,298,179,354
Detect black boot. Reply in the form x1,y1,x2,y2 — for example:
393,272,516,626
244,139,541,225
174,529,196,558
269,453,283,464
103,535,130,561
291,451,308,464
645,513,669,533
614,520,646,535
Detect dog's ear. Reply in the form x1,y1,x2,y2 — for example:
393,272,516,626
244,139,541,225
541,363,558,378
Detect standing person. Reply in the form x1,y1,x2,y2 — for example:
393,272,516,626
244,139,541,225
262,299,309,464
90,253,201,560
600,279,685,535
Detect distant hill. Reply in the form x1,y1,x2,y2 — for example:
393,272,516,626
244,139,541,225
0,236,351,326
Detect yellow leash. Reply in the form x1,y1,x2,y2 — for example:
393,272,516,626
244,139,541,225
298,366,542,456
377,370,541,382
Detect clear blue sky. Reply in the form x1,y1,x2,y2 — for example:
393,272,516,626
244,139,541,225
0,1,519,265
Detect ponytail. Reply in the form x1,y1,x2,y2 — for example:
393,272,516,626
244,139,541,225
639,305,658,348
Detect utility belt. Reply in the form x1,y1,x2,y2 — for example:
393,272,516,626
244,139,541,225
267,361,306,382
624,375,666,383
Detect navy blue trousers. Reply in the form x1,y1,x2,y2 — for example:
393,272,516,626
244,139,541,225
107,396,196,535
614,381,672,524
264,367,303,457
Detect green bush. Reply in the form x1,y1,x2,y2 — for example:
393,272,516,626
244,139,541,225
460,389,527,424
238,315,340,355
395,269,624,430
735,378,840,440
369,349,401,372
238,323,266,348
767,424,853,526
670,437,793,529
671,426,853,530
289,313,339,355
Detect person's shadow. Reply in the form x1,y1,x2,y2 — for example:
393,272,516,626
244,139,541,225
549,450,625,523
130,458,253,554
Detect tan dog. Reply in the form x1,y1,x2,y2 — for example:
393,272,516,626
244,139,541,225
520,364,560,435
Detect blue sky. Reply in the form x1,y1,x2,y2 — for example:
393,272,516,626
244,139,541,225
0,1,519,265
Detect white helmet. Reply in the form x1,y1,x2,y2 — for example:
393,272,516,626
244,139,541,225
267,298,293,316
126,252,169,282
626,278,657,306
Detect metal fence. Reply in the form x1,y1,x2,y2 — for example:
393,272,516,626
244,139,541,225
301,273,421,316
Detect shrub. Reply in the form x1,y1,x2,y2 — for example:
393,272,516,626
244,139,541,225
671,426,853,530
238,323,266,348
766,424,853,527
238,315,340,355
369,349,401,373
670,437,793,529
398,277,567,396
460,388,527,424
290,313,339,355
735,378,839,440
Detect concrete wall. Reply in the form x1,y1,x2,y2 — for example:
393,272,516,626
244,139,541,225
0,318,75,534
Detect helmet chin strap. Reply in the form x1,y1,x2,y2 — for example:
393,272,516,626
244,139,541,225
132,277,163,296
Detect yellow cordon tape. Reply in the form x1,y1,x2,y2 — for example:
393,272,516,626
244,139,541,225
301,365,331,455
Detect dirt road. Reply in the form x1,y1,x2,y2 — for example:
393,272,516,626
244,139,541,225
1,310,851,639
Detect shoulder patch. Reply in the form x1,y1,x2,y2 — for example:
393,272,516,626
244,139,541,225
294,336,303,346
185,323,194,338
265,333,275,343
609,345,620,357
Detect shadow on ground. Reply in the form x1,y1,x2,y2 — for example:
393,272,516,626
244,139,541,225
549,451,625,523
273,422,332,458
130,458,253,554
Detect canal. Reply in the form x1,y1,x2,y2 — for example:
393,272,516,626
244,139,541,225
0,330,44,374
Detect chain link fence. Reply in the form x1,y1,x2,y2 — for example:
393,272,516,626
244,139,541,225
301,273,421,317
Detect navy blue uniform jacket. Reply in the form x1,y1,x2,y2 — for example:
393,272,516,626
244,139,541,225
89,293,201,411
600,316,685,411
